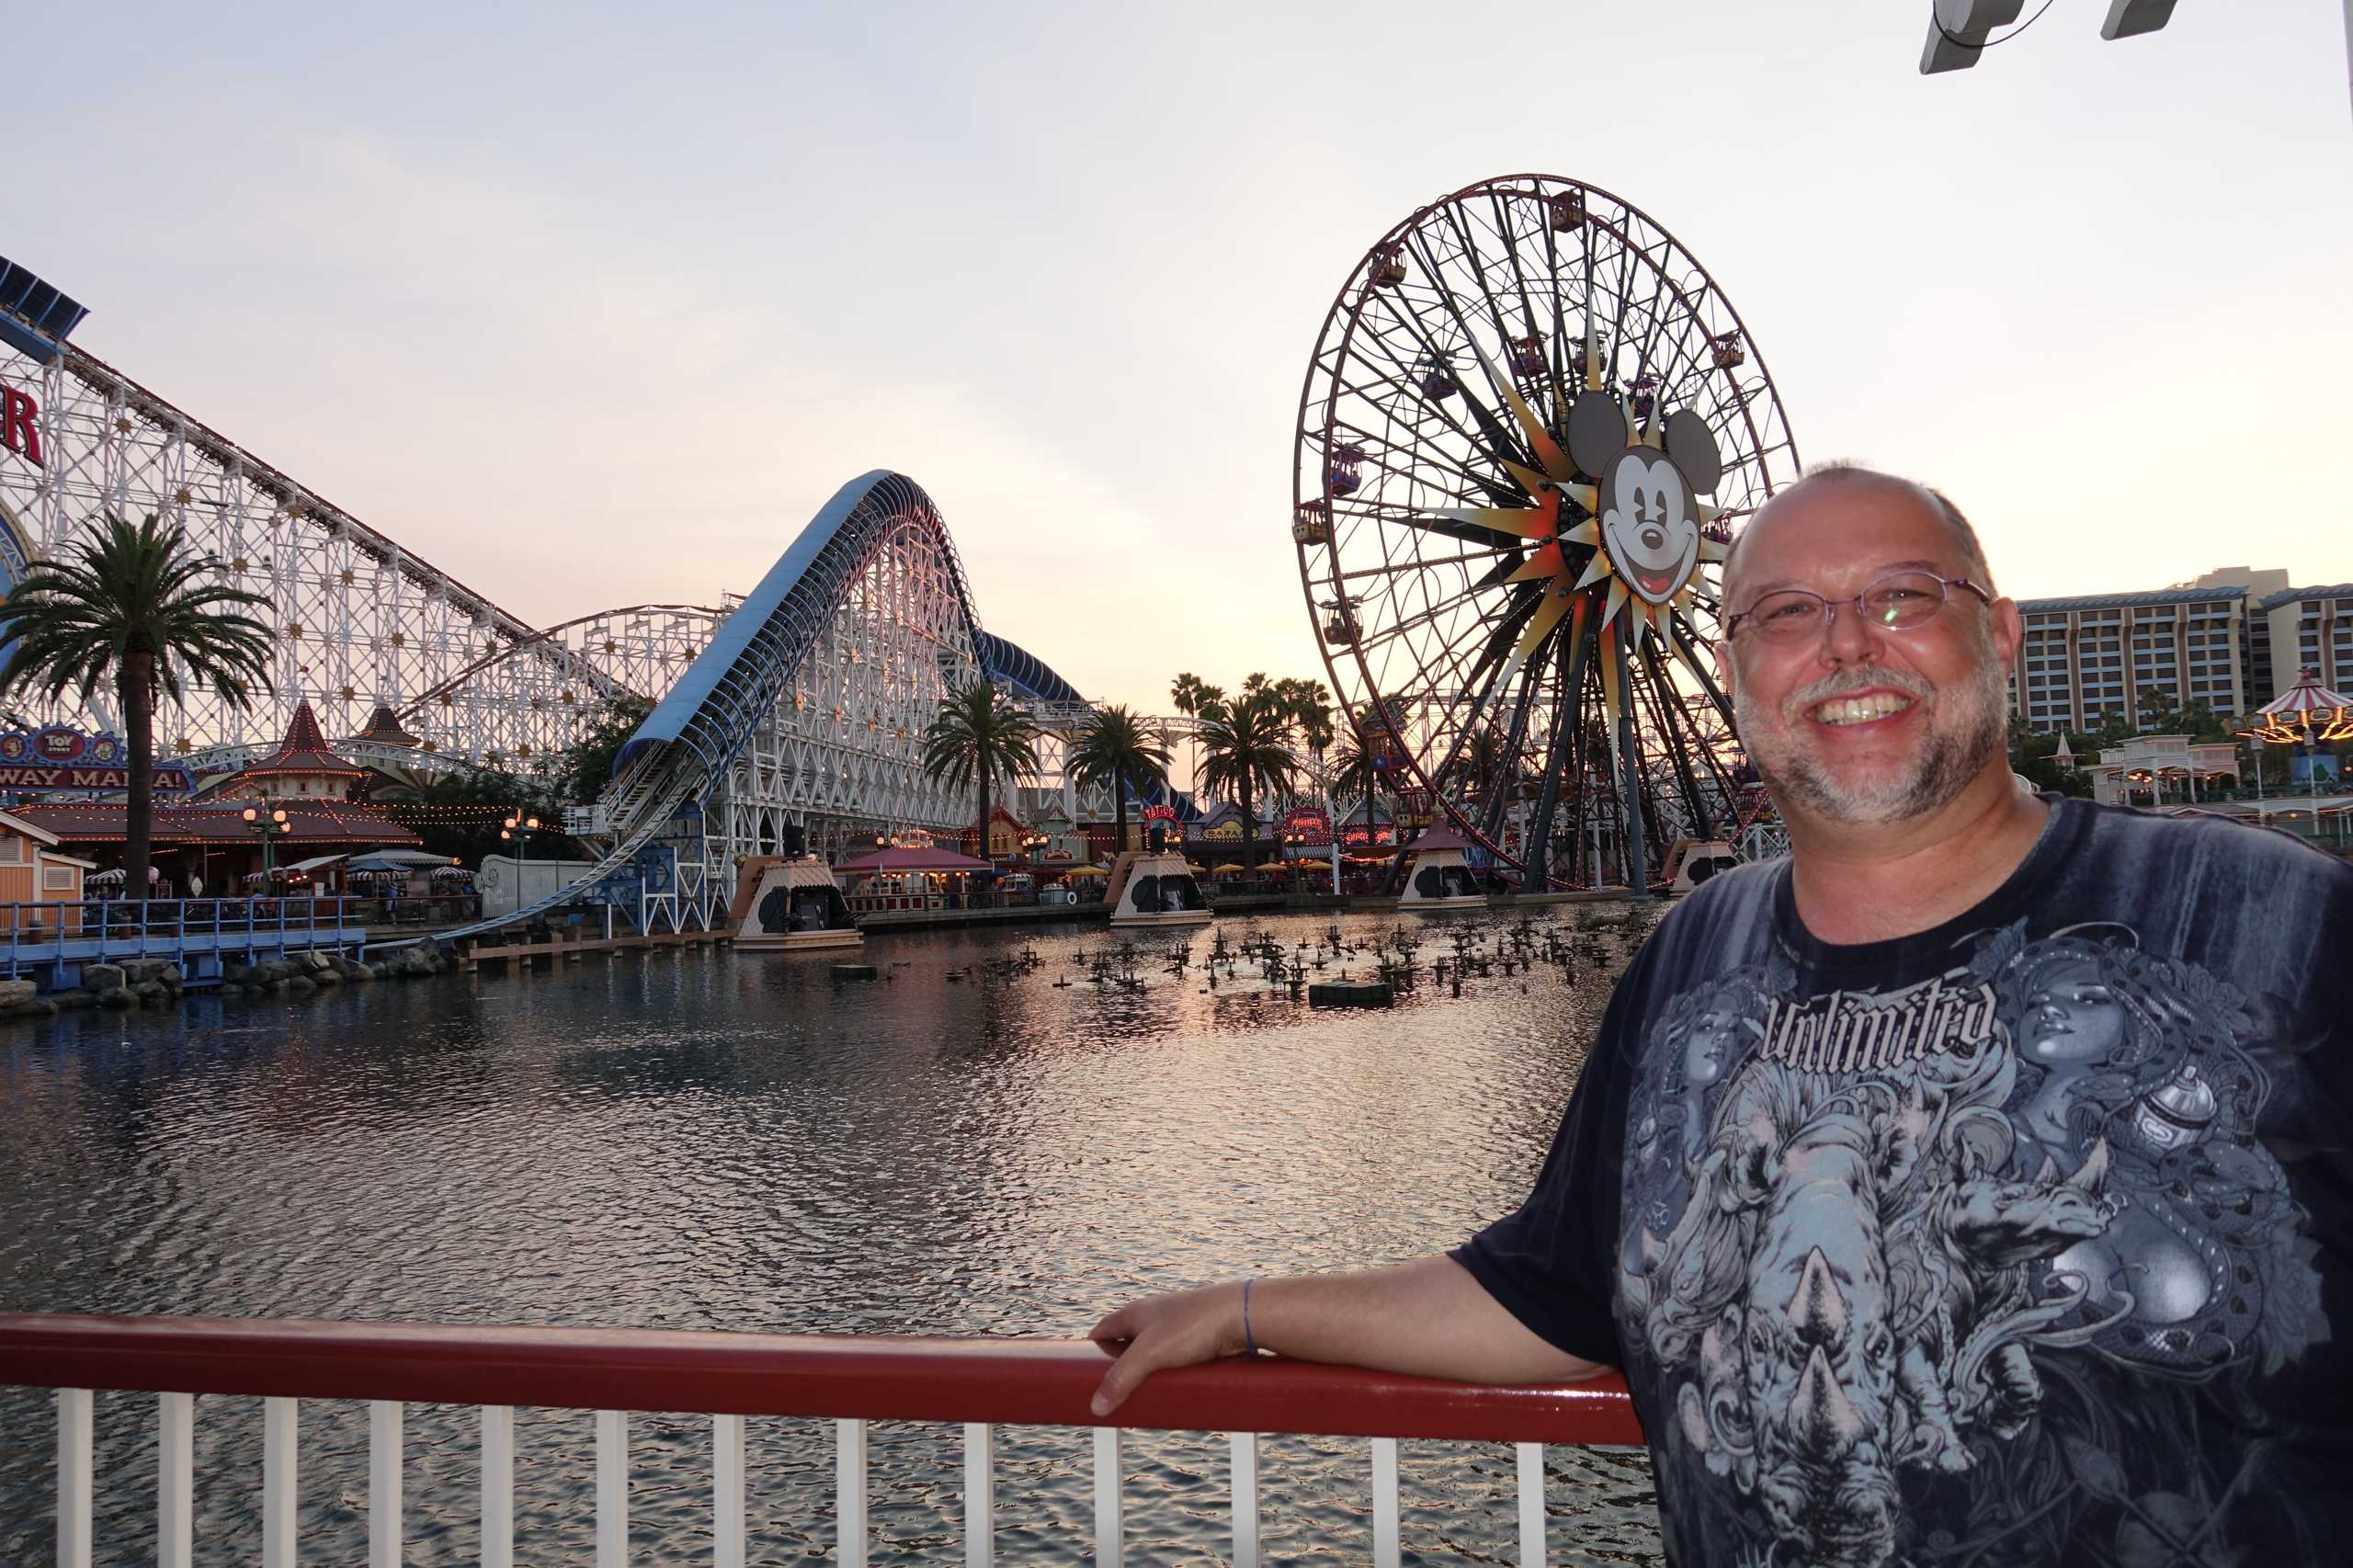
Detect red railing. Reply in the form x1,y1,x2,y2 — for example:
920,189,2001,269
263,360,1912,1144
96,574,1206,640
0,1312,1640,1442
2,1313,1643,1567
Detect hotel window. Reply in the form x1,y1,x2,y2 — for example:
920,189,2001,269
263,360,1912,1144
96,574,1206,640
42,866,74,892
0,838,20,863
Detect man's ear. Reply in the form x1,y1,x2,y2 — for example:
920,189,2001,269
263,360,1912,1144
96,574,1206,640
1989,596,2023,671
1715,640,1738,708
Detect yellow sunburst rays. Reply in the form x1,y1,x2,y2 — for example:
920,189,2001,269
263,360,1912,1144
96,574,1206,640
1426,335,1728,720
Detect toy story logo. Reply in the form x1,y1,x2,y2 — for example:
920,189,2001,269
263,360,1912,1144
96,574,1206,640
0,724,193,793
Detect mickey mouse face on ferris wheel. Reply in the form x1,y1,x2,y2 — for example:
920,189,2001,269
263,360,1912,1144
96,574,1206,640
1568,390,1723,610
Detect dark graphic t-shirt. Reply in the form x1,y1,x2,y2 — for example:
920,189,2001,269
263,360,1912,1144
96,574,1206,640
1456,798,2353,1568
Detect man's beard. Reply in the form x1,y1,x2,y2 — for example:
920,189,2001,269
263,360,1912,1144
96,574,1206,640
1733,642,2011,828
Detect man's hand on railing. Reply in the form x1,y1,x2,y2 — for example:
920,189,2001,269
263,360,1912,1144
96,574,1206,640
1087,1256,1609,1418
1086,1280,1248,1417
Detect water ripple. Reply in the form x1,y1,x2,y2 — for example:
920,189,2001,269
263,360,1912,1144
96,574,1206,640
0,909,1663,1563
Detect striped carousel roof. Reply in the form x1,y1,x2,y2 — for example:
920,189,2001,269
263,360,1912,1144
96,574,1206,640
2258,667,2350,718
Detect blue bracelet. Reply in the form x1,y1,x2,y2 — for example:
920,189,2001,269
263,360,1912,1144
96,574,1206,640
1243,1278,1258,1356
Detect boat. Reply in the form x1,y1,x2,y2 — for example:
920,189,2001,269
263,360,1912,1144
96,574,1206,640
1397,824,1487,915
1661,838,1740,895
728,855,863,951
1104,848,1214,928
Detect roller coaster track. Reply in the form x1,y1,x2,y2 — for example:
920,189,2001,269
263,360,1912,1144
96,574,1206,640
426,472,981,945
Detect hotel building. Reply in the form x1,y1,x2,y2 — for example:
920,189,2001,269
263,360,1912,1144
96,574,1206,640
2009,567,2351,735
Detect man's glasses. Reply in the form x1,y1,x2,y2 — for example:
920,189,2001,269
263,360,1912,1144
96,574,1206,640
1724,570,1993,645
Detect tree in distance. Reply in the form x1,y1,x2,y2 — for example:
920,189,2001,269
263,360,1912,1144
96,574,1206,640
1066,704,1171,855
921,679,1042,865
0,512,274,894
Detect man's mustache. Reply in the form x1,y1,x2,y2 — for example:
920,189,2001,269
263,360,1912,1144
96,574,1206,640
1779,667,1934,724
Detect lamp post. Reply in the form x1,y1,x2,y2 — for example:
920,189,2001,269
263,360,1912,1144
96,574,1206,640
240,799,291,885
501,814,544,903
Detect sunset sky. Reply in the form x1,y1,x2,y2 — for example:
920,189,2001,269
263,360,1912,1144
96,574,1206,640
13,1,2349,716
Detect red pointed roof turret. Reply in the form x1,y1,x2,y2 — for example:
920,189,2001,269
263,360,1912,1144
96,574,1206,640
232,701,367,782
357,703,421,747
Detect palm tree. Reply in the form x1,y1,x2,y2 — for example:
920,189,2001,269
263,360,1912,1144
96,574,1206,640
1169,672,1206,804
1196,687,1298,873
0,512,274,894
920,679,1041,869
1330,697,1404,846
1067,704,1172,855
1278,676,1336,767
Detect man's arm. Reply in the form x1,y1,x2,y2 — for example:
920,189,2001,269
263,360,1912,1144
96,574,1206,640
1087,1254,1608,1417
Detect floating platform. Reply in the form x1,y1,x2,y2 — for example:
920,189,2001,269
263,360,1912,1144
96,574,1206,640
1309,980,1393,1008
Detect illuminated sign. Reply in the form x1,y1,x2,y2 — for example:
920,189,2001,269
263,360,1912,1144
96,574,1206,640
0,726,194,794
1199,818,1245,841
1281,806,1332,846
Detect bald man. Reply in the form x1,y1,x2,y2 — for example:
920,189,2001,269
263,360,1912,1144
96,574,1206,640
1090,465,2352,1568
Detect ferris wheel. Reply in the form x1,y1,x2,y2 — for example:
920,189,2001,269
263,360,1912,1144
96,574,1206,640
1293,173,1800,889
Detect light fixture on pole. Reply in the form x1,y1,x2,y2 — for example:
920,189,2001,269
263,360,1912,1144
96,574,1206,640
500,812,544,868
239,799,291,882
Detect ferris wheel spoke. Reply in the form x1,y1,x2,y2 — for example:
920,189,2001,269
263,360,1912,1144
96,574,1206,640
1353,574,1512,658
1401,223,1548,462
1427,202,1559,438
1340,274,1529,469
1332,542,1516,583
1486,185,1578,414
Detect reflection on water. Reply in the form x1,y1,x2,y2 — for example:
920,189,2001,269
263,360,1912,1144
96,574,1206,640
0,909,1665,1564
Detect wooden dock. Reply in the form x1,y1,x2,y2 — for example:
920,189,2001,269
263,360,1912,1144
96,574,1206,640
458,927,730,971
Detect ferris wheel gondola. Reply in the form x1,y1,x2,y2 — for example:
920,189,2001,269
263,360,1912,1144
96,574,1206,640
1293,173,1801,890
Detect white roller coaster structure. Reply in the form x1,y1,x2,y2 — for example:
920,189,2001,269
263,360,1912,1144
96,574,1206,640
0,319,1148,931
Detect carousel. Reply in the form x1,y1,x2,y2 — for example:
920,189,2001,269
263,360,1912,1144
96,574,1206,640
1397,824,1486,915
728,855,861,951
1104,847,1212,928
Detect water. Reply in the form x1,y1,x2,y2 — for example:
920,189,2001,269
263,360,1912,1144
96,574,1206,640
0,909,1665,1564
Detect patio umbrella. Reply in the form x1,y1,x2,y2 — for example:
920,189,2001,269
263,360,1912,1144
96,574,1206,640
349,848,459,870
1063,865,1108,878
1213,862,1248,874
831,845,994,874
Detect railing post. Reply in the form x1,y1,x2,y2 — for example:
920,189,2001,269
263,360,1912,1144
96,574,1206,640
836,1417,868,1568
1370,1436,1400,1568
482,1405,514,1568
1092,1426,1122,1566
1230,1431,1259,1568
1515,1442,1546,1567
596,1410,628,1568
369,1401,402,1568
57,1388,92,1568
160,1391,194,1568
961,1423,994,1568
714,1413,746,1568
263,1395,297,1568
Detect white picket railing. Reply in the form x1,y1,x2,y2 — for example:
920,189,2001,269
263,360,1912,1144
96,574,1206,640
12,1313,1643,1567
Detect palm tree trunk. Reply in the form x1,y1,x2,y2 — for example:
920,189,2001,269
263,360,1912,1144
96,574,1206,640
1240,775,1255,878
977,767,992,907
120,654,155,901
1113,779,1128,858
